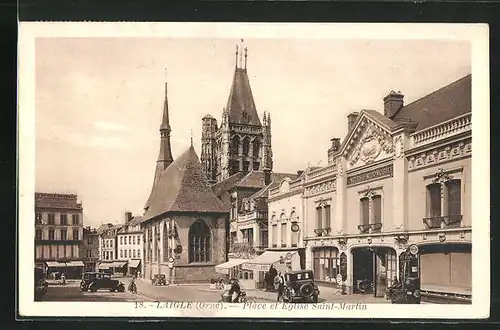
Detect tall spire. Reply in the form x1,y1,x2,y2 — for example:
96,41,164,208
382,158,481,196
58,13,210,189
149,69,174,195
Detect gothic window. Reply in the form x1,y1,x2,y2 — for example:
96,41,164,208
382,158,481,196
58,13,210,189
163,222,168,262
231,136,240,155
188,220,211,263
253,140,260,159
242,137,250,157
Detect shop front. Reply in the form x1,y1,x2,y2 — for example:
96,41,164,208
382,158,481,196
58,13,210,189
242,251,301,289
64,261,85,279
46,261,67,279
418,243,471,300
215,258,247,279
351,246,397,297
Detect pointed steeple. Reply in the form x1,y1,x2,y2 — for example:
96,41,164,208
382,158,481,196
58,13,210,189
225,44,261,126
145,69,174,211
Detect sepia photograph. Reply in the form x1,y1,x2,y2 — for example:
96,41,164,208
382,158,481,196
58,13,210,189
18,22,489,319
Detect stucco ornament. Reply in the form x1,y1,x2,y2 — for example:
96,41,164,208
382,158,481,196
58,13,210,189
438,232,446,242
349,124,393,167
394,135,404,158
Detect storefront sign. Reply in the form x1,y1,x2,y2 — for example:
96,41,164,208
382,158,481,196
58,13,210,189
347,164,393,186
339,252,347,282
242,263,269,272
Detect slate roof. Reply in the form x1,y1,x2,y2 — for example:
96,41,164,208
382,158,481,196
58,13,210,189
235,170,299,189
144,145,228,221
226,68,262,126
211,172,245,197
127,216,144,226
392,74,471,131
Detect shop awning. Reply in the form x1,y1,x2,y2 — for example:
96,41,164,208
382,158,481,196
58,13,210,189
46,261,66,267
215,259,247,275
98,263,111,270
242,251,298,271
111,261,127,268
66,261,85,267
128,259,141,268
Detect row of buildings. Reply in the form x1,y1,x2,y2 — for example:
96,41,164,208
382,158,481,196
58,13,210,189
34,193,145,278
35,45,472,302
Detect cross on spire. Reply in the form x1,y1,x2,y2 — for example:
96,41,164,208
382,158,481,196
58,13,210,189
190,129,193,146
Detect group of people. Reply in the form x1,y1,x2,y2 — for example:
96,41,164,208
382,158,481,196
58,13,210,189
264,265,286,301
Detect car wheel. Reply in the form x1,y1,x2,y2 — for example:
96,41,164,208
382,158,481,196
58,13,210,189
109,289,114,292
90,285,98,292
299,284,314,298
117,284,125,292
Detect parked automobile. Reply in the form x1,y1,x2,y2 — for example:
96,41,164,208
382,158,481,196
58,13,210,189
151,274,167,286
80,272,125,292
34,267,48,301
388,245,421,304
282,270,320,303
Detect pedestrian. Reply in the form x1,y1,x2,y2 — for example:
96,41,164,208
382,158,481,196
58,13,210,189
269,265,277,292
61,272,66,286
264,272,269,291
274,272,284,302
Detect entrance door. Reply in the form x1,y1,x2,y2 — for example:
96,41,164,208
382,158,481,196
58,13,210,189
352,248,374,294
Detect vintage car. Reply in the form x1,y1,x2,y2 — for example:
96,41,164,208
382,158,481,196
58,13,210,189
282,270,320,303
151,274,167,286
387,245,421,304
34,267,48,301
80,272,125,292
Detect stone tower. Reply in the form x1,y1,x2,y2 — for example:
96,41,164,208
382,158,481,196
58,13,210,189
144,70,174,212
201,45,273,183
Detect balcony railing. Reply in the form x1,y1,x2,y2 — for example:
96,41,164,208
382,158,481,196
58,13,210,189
314,227,331,237
306,164,337,181
238,210,268,222
423,215,462,229
229,242,255,255
357,223,382,234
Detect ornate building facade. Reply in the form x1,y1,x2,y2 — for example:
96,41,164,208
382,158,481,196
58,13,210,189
201,46,273,184
141,74,229,283
279,75,471,302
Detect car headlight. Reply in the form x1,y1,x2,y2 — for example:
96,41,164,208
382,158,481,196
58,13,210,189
405,279,411,285
413,290,421,298
290,288,295,296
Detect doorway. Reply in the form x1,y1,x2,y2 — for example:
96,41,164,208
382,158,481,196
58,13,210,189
352,247,374,294
352,247,397,297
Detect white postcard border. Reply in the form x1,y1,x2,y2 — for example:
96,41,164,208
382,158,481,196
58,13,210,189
18,22,490,319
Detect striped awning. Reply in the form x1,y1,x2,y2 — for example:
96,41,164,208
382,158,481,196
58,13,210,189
215,259,247,275
66,261,85,267
128,259,141,268
46,261,66,267
98,263,111,270
111,261,127,268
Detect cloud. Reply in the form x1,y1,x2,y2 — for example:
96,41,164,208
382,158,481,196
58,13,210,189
93,121,128,132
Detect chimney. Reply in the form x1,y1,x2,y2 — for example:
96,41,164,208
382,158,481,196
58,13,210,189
263,169,272,185
297,170,304,177
383,90,404,118
347,112,359,132
329,138,341,153
125,212,133,223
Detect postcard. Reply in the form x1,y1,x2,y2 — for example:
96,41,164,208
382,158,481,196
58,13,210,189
18,22,490,319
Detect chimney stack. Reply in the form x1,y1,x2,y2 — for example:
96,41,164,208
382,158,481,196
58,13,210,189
263,169,272,185
383,90,404,118
125,212,133,223
347,112,359,132
297,170,304,177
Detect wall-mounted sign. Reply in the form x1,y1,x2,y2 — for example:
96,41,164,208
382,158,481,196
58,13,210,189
168,257,174,263
347,164,393,186
291,223,300,233
409,244,419,255
285,252,292,260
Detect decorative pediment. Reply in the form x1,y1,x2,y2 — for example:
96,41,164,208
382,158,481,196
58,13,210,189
344,119,393,170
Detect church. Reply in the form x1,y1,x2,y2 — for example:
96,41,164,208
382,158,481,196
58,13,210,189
201,45,274,184
140,73,229,283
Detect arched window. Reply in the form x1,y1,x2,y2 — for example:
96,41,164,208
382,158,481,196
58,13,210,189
163,222,168,262
231,136,240,155
253,139,260,158
188,220,211,263
242,137,250,156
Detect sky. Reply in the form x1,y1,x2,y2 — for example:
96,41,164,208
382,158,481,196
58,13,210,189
35,37,471,228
